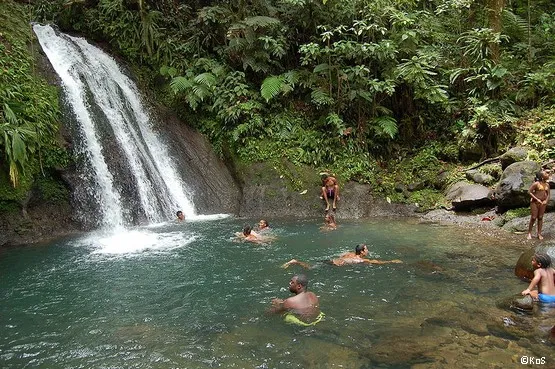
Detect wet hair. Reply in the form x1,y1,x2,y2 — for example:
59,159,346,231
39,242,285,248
242,224,252,236
533,253,552,268
534,171,543,182
325,213,336,223
260,220,268,227
176,211,183,217
294,274,308,288
355,244,367,255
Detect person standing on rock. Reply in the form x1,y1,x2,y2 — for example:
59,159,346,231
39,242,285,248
527,170,550,240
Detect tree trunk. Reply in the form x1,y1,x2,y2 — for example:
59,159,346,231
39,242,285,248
487,0,505,63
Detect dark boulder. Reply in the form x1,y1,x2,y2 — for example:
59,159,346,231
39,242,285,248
495,161,540,211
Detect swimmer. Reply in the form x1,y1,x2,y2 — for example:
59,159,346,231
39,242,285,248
320,213,337,231
521,253,555,303
282,244,403,269
235,224,260,243
256,219,271,232
269,274,322,325
176,210,185,222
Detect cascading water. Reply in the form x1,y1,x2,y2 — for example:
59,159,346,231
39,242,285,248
33,24,196,229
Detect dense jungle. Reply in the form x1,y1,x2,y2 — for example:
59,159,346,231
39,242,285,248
1,0,555,235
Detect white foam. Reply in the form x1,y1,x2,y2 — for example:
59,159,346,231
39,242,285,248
74,229,196,255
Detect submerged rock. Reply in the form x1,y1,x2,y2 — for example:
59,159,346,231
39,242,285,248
514,244,555,280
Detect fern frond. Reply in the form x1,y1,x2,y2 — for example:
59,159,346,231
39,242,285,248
261,76,284,102
170,76,192,93
373,116,398,139
243,16,281,29
502,9,528,39
194,72,216,87
283,70,300,86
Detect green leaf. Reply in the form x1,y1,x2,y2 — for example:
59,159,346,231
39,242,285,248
313,63,330,74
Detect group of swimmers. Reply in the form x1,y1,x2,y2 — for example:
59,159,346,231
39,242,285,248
177,169,555,325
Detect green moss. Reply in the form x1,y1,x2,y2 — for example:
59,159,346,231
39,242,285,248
504,208,530,222
36,175,69,204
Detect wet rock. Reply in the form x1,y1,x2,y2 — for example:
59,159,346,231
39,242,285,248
514,243,555,280
507,295,534,311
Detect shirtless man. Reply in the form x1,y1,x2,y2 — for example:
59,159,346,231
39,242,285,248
527,170,550,240
321,173,340,212
176,210,185,222
269,274,321,324
521,253,555,303
282,244,403,269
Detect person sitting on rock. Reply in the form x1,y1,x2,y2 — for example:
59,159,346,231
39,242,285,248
521,253,555,303
320,173,340,212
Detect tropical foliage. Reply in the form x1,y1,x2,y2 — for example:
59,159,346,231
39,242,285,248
0,1,65,190
5,0,555,198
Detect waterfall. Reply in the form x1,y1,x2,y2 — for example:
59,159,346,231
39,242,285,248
33,24,196,228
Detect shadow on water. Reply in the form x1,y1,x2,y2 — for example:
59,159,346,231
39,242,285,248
0,217,553,368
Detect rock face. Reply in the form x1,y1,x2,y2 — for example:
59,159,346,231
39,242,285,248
514,243,555,280
495,161,540,211
238,162,416,218
155,107,241,215
445,181,494,210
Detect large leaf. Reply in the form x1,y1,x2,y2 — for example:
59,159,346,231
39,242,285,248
313,63,330,74
10,130,27,163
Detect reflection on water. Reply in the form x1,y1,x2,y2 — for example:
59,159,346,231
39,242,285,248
0,218,553,368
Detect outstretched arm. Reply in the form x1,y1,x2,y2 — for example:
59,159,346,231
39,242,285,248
282,259,311,269
522,269,542,295
364,259,403,265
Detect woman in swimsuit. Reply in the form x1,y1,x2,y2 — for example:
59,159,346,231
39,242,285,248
527,170,551,240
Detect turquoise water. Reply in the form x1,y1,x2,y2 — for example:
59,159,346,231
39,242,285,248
1,217,553,368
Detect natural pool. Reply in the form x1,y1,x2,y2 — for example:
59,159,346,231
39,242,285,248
0,217,553,368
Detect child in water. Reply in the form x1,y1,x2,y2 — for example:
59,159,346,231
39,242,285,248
521,253,555,303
